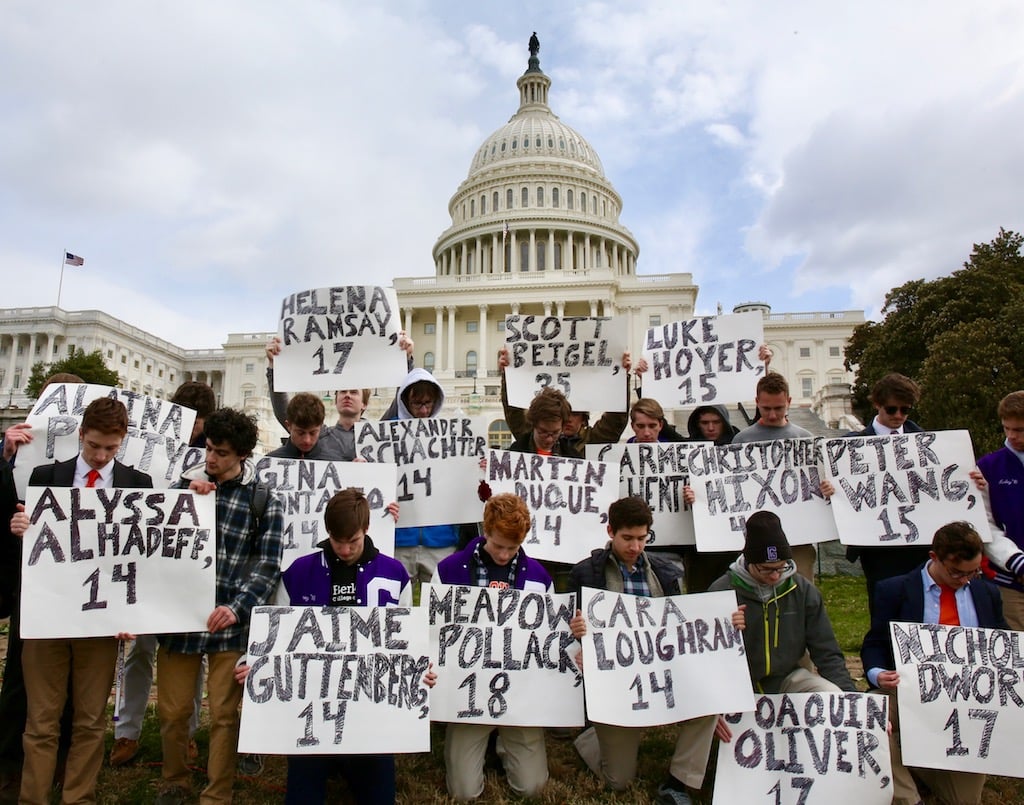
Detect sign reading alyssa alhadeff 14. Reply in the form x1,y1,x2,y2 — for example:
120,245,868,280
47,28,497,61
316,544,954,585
714,693,892,805
892,621,1024,778
503,315,629,411
641,311,766,410
689,437,836,553
821,430,991,547
578,587,754,727
485,449,617,565
273,286,409,391
19,487,216,638
238,605,431,755
424,584,584,727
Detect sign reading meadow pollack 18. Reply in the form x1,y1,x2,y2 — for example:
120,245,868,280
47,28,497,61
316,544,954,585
689,438,837,552
424,584,584,727
273,286,409,391
578,588,754,727
892,621,1024,778
485,449,618,565
503,315,629,411
821,430,990,547
238,605,431,755
14,383,199,497
641,311,766,410
19,487,216,638
714,693,893,805
355,418,486,528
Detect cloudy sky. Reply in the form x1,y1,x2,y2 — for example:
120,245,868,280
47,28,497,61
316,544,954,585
3,1,1022,348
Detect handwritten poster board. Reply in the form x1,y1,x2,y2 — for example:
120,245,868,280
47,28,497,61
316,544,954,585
238,605,431,754
355,418,485,528
715,693,892,804
821,431,990,547
641,312,765,409
578,588,753,727
424,584,584,727
617,443,696,547
486,449,617,564
892,621,1024,777
503,316,629,411
273,286,409,391
20,487,216,638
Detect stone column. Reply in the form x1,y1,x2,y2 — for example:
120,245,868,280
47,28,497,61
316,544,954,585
584,234,591,271
567,232,574,271
548,230,556,271
446,305,457,372
528,229,536,272
404,307,414,335
478,304,489,376
434,306,444,368
510,230,519,272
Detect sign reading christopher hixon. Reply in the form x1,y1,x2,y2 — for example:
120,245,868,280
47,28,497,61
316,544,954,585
715,693,892,805
503,315,629,411
273,286,409,391
238,605,431,755
641,311,765,409
19,487,216,638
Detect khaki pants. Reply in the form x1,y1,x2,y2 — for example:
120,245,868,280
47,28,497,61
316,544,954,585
1000,586,1024,632
779,667,841,694
792,543,817,583
575,714,716,791
158,648,243,804
20,637,117,805
443,723,548,800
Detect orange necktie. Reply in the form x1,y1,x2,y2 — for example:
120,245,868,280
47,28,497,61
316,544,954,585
939,584,960,626
86,469,101,488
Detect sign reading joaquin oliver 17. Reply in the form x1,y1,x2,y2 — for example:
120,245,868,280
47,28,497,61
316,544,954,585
354,418,486,528
19,487,216,638
13,383,199,496
892,621,1024,778
578,588,753,727
425,584,584,727
503,315,629,411
715,693,892,805
821,430,990,547
485,449,618,565
641,311,765,409
273,286,409,391
238,605,431,754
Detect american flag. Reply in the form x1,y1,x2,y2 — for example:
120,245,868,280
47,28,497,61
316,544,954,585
64,252,84,266
502,221,509,246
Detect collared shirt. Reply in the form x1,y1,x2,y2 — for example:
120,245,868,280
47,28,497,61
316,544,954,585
73,455,113,488
870,416,902,436
616,552,651,597
1006,439,1024,468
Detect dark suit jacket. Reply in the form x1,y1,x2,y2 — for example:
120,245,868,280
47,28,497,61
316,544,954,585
861,563,1007,676
848,418,923,437
28,457,153,490
0,460,19,617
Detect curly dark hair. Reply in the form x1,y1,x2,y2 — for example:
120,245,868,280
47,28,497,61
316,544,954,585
203,408,258,457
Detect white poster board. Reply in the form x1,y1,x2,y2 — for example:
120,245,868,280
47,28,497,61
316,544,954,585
689,438,835,552
503,315,629,411
354,418,486,528
425,584,584,727
578,588,754,727
618,443,696,547
486,449,617,564
273,286,409,391
238,605,431,754
821,431,991,547
892,621,1024,777
641,312,765,409
715,693,892,804
20,487,216,638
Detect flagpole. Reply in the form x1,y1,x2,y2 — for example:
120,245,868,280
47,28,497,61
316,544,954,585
57,249,66,309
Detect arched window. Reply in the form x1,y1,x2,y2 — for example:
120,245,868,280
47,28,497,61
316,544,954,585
466,350,478,374
521,187,529,207
552,188,560,208
536,243,546,271
580,192,587,213
592,196,597,214
554,242,562,270
507,189,513,209
423,352,435,373
520,241,529,271
493,191,499,211
567,189,574,210
537,186,544,206
470,199,475,217
480,195,486,214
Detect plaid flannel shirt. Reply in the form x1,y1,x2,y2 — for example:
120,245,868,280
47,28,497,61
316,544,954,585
616,552,652,597
161,460,284,655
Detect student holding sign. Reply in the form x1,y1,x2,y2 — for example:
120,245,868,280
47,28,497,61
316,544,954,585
9,398,153,805
267,393,328,459
861,521,1004,805
433,493,553,800
568,496,718,805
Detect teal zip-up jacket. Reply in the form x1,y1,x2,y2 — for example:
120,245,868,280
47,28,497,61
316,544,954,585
709,558,855,694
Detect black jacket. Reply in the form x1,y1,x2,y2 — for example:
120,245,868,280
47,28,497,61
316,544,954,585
569,545,682,600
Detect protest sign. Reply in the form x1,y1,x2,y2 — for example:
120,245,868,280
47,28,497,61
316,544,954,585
892,621,1024,777
503,315,629,411
715,693,892,804
578,588,753,727
19,487,216,638
355,418,485,528
238,605,431,754
425,584,584,727
254,457,396,578
273,285,408,391
617,443,696,547
486,449,617,564
821,430,990,547
688,438,835,552
641,311,765,409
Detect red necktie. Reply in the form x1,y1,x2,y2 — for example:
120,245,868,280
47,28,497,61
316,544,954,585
86,469,101,488
939,584,960,626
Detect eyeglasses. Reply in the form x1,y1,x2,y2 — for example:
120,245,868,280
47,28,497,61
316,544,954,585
942,562,980,581
407,399,435,412
752,563,788,577
534,426,562,441
884,405,912,416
